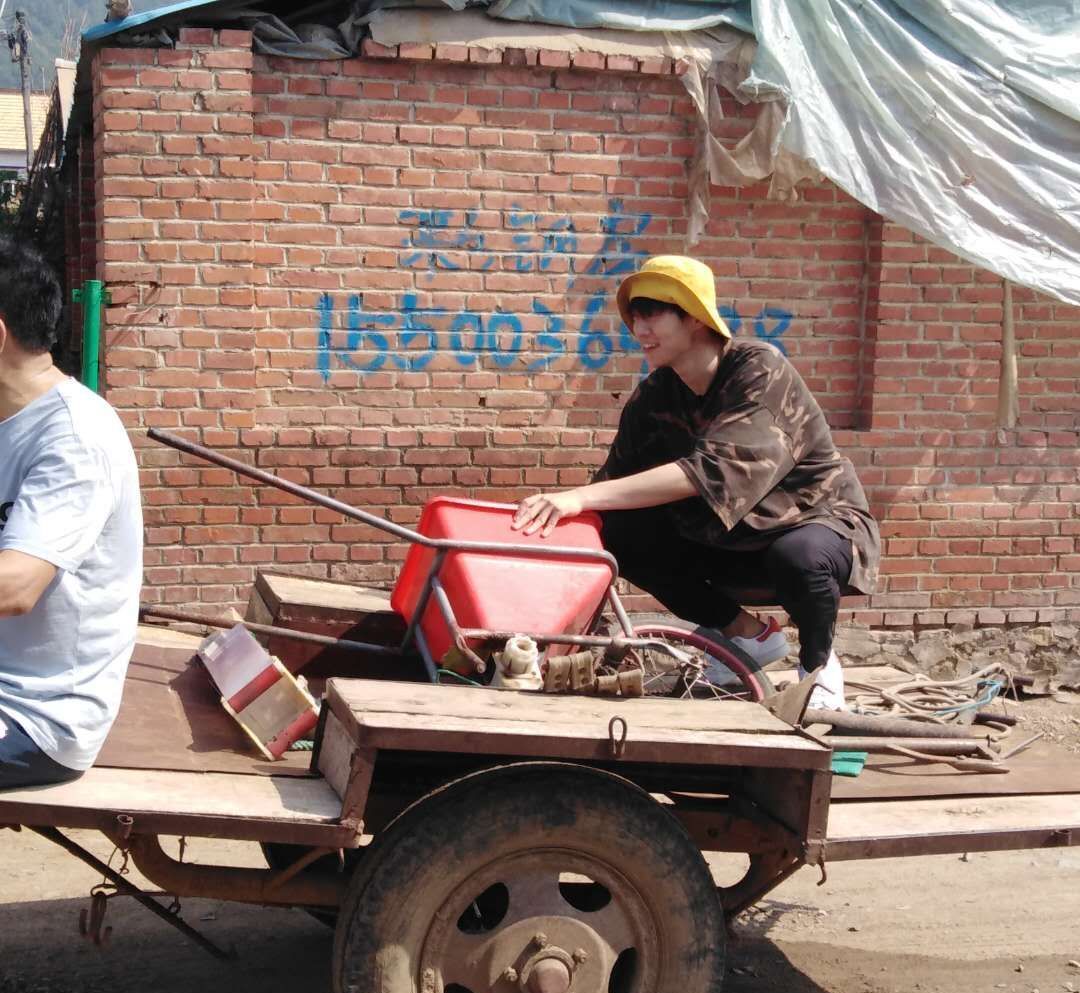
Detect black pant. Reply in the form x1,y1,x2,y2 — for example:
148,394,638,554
0,712,84,791
601,509,853,671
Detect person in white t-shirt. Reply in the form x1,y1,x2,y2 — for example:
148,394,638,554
0,238,143,789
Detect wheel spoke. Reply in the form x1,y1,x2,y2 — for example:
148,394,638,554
438,928,493,992
575,897,638,955
623,620,771,703
503,865,568,921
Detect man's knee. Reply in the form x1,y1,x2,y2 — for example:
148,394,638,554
762,526,851,585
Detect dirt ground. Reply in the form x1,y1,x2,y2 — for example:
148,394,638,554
2,694,1078,993
2,828,1078,992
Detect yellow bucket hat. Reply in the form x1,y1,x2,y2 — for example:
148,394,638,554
616,255,731,338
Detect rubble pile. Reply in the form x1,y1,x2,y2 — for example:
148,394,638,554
831,623,1080,691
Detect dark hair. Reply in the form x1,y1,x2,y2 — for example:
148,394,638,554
0,237,63,354
627,296,686,321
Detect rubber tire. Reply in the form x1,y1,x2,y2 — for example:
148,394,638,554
616,612,775,702
332,761,726,993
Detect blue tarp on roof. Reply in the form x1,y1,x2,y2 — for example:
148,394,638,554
84,0,227,42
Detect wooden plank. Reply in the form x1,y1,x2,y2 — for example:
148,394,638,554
248,572,416,684
340,748,375,830
257,572,397,615
328,679,795,736
96,637,312,777
134,623,204,650
316,709,359,800
825,792,1080,860
339,711,827,770
829,793,1080,841
0,768,359,847
830,738,1080,801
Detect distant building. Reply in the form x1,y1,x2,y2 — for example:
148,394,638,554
0,59,77,179
0,89,50,174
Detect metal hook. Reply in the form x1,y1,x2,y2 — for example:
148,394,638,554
608,716,628,758
79,886,114,946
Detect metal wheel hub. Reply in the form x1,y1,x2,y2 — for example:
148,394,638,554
419,849,658,993
517,943,575,993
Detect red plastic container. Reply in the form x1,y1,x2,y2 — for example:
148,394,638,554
390,497,613,671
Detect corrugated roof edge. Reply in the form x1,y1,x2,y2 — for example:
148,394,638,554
83,0,228,43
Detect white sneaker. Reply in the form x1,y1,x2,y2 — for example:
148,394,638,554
727,616,790,666
800,650,846,710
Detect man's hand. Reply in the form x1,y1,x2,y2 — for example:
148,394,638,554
511,464,699,538
0,549,58,618
512,490,586,538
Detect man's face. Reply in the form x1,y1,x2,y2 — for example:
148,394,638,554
630,306,709,370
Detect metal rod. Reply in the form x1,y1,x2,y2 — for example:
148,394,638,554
456,626,710,653
138,604,402,657
265,846,338,893
804,708,990,741
400,548,447,653
607,584,635,637
973,711,1018,727
431,576,488,673
822,737,989,756
30,827,234,961
995,732,1045,762
147,429,619,574
413,627,438,683
882,744,1009,774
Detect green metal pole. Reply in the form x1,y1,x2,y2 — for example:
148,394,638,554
73,280,105,391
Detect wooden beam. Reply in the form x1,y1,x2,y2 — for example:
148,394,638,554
998,278,1019,429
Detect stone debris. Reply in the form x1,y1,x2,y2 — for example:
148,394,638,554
828,623,1080,687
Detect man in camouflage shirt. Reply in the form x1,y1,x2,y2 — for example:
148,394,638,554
513,255,880,708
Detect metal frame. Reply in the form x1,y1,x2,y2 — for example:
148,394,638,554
147,428,650,678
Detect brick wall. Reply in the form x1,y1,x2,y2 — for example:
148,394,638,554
80,29,1080,625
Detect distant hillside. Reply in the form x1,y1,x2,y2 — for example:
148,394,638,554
0,0,102,91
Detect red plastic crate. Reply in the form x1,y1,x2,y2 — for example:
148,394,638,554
390,497,613,671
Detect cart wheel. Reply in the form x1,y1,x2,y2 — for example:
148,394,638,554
332,762,725,993
611,613,774,703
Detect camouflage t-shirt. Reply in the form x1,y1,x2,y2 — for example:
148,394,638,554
596,339,880,594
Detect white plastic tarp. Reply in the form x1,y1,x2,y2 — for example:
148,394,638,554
87,0,1080,304
743,1,1080,306
487,0,753,35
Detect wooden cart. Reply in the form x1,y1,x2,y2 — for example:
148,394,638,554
2,624,1078,993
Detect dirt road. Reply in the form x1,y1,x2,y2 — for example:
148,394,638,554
2,827,1077,993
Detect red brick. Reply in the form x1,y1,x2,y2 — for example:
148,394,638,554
177,28,214,46
75,55,1080,615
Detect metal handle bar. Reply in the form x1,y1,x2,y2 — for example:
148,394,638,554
147,428,619,574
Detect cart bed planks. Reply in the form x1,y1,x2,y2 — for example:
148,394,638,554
321,679,831,770
0,768,360,847
826,792,1080,860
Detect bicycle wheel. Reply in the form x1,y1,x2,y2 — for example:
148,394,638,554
610,612,775,703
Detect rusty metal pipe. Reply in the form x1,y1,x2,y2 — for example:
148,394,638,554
120,834,344,908
973,710,1018,727
139,603,401,658
148,428,618,575
805,708,989,740
822,737,990,755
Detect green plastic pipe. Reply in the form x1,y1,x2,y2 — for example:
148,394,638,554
73,280,105,391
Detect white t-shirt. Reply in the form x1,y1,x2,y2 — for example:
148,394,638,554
0,378,143,770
